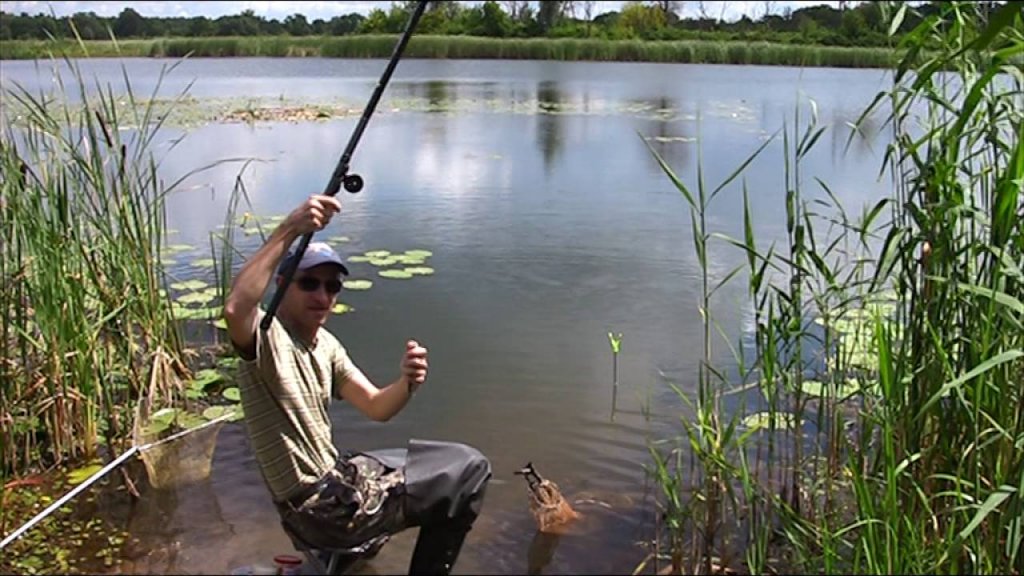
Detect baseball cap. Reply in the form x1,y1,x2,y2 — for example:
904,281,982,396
277,241,349,276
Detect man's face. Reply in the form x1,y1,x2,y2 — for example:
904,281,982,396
278,264,343,330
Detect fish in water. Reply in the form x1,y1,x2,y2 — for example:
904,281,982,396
514,462,579,534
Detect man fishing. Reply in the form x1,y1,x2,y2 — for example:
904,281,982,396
223,194,491,575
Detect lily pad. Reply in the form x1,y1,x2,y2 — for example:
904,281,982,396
211,317,228,330
365,250,392,258
190,368,224,391
333,302,354,314
404,266,435,276
404,249,433,258
177,291,216,305
342,279,373,291
348,255,372,263
368,257,399,267
217,356,240,369
178,412,206,430
202,405,241,422
170,279,209,291
328,236,351,243
392,254,426,265
741,411,802,431
222,387,241,402
162,244,194,253
68,461,104,485
798,379,861,400
379,269,414,279
191,258,216,268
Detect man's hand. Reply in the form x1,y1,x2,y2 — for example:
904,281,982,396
401,340,429,393
284,194,342,236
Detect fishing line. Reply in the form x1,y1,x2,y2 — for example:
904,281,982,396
261,1,428,331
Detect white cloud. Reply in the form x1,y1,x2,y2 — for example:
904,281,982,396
5,1,845,21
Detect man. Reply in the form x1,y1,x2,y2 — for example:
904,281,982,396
223,194,491,575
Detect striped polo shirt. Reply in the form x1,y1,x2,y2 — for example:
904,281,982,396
237,310,355,503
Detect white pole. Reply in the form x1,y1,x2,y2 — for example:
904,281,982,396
0,446,139,549
0,411,233,549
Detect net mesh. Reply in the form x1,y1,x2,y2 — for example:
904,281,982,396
132,350,227,490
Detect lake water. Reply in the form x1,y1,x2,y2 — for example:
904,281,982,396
1,57,892,574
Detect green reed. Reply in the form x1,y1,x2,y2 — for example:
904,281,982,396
641,2,1022,574
0,38,215,486
2,35,899,69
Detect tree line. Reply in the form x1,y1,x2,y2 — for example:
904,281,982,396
0,1,991,48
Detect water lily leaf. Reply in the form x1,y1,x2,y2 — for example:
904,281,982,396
348,255,372,263
328,236,351,243
392,254,426,265
379,269,414,279
243,227,261,236
222,387,241,402
202,406,227,420
799,379,861,399
217,356,240,369
333,302,354,314
178,412,206,430
404,249,433,258
365,250,392,258
170,279,208,291
211,317,228,330
404,267,435,276
741,411,801,431
185,388,206,399
163,244,193,253
191,258,216,268
68,462,104,485
177,291,216,305
342,279,373,290
368,257,398,267
190,369,224,390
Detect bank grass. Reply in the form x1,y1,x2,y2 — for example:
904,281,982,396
0,47,231,491
2,34,899,69
640,2,1022,575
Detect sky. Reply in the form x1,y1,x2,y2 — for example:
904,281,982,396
3,1,848,23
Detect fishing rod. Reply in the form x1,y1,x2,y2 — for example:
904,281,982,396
261,0,428,331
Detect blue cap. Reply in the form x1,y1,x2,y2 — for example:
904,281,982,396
278,242,349,276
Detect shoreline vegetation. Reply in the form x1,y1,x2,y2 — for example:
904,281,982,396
0,35,900,68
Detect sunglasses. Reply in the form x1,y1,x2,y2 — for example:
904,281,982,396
295,277,343,294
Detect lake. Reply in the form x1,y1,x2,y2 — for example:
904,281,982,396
1,56,892,574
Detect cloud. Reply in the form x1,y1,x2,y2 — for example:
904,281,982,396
4,1,845,22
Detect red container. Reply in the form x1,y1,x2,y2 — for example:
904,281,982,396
273,554,303,575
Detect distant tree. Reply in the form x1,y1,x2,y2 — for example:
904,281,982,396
113,7,144,38
537,0,563,33
328,13,364,35
619,1,666,38
188,16,215,37
501,0,530,20
478,1,512,36
70,12,106,40
284,13,311,35
648,1,681,24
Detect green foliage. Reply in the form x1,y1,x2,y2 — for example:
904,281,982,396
641,2,1023,574
0,0,927,47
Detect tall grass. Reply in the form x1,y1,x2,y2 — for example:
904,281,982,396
2,35,899,69
0,48,211,491
642,2,1022,574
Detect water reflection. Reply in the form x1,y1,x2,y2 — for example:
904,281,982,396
527,531,561,575
536,80,565,174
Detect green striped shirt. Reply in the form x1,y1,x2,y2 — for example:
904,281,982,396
237,311,355,502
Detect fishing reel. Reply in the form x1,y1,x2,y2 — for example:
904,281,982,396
343,174,364,193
